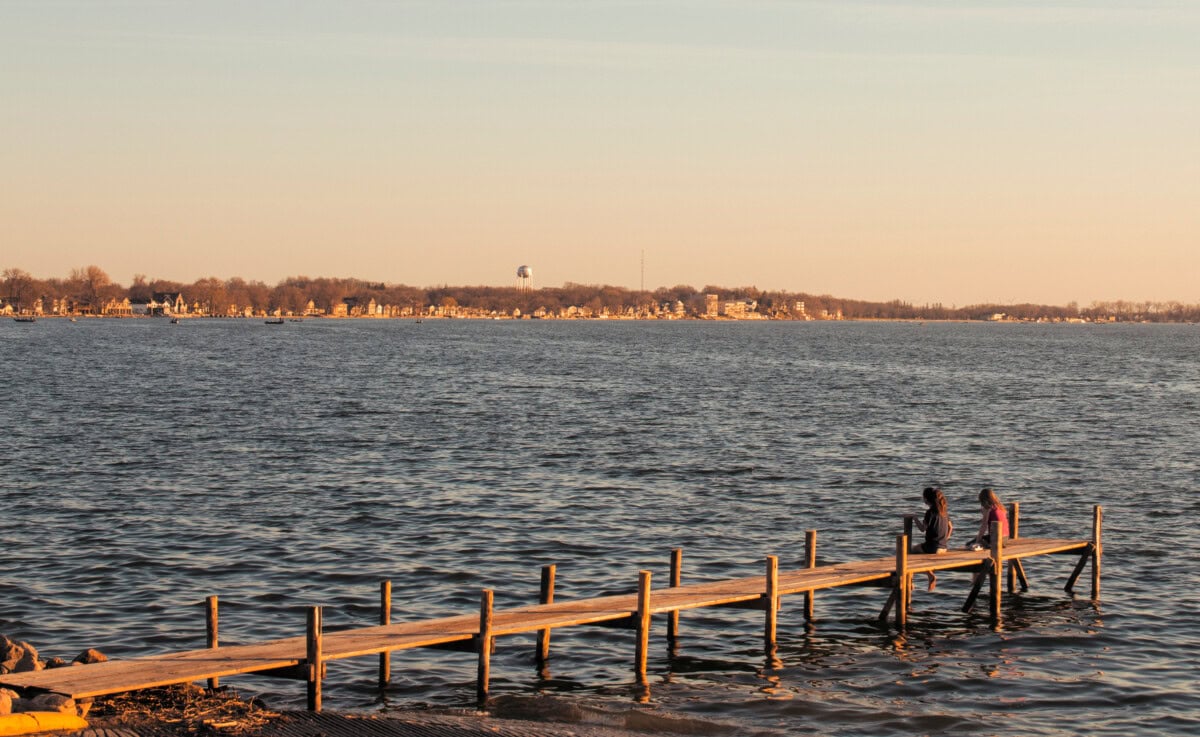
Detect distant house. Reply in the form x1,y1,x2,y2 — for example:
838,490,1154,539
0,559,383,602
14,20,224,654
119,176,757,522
102,297,134,316
722,299,758,319
149,292,187,316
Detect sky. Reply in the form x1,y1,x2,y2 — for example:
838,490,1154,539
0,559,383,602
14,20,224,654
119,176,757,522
2,1,1198,306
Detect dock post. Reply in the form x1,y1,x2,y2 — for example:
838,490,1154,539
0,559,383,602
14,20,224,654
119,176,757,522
536,565,555,666
206,596,219,690
667,549,682,645
803,531,817,622
895,535,908,628
1007,503,1019,593
306,606,323,712
1091,505,1103,600
476,589,494,703
379,581,392,689
764,556,779,654
634,571,652,681
989,521,1003,622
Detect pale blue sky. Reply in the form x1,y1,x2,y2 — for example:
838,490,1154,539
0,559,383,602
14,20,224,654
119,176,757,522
3,1,1197,305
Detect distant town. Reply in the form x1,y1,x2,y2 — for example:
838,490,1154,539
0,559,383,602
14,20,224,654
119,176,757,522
2,266,1198,323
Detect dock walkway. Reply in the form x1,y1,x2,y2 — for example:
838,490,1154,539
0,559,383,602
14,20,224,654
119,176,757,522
0,504,1101,710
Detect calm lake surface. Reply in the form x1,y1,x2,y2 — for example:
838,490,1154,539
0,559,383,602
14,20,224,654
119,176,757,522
1,319,1197,736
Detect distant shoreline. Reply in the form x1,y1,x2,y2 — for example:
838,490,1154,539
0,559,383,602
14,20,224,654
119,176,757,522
9,313,1191,324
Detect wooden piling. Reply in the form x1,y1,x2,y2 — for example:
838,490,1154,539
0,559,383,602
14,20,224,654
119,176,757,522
962,564,987,613
1091,505,1103,600
205,596,218,690
379,581,391,689
202,595,219,691
536,565,555,665
989,521,1003,621
634,571,652,680
1007,503,1019,593
764,556,779,652
668,549,682,643
803,531,817,622
306,606,323,712
895,535,908,628
476,589,494,703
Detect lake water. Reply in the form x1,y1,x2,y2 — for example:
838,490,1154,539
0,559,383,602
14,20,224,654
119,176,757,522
1,318,1197,736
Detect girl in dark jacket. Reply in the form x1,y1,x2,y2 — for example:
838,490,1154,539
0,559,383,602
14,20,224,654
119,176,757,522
910,486,952,590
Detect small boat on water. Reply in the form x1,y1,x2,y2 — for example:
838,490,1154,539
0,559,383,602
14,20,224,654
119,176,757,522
170,317,180,324
13,316,36,323
265,318,284,325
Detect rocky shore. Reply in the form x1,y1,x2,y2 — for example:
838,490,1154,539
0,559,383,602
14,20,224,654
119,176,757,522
0,634,106,718
2,635,742,737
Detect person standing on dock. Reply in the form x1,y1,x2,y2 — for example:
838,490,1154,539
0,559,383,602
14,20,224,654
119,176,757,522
908,486,953,590
969,488,1009,551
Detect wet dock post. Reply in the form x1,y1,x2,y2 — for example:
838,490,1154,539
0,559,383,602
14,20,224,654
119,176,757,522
379,581,391,688
206,596,219,690
306,606,323,712
1008,503,1029,592
668,549,682,646
536,565,555,666
1092,505,1103,600
764,556,779,657
634,571,652,682
803,531,817,622
894,535,908,627
989,521,1003,622
476,589,494,703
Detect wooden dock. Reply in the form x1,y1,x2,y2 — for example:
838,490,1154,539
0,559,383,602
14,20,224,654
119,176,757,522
0,504,1101,710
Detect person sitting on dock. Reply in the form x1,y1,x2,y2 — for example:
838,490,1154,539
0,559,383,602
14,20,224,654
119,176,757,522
969,488,1009,551
907,486,952,590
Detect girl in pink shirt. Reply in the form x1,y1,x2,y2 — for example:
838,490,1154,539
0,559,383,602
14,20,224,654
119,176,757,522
969,488,1008,550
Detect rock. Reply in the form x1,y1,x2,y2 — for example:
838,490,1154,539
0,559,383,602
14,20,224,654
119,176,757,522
0,635,42,674
76,698,93,718
25,693,76,715
0,689,13,716
72,649,108,665
44,657,67,669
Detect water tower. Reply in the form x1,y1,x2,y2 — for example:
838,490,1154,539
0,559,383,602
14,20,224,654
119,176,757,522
516,265,533,292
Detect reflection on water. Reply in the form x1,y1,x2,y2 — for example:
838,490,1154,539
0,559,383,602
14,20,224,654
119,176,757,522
1,319,1198,736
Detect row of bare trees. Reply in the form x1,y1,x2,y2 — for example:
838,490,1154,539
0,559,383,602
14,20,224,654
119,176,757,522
4,265,1200,321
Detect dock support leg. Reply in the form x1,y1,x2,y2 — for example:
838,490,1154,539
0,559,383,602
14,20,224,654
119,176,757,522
379,581,391,689
803,531,817,622
962,565,986,613
206,596,219,691
536,565,555,666
476,589,494,703
764,556,779,651
878,577,898,622
634,571,652,682
1091,505,1103,600
667,549,682,646
894,535,908,628
306,606,323,712
989,521,1003,622
1014,560,1030,592
1007,503,1020,594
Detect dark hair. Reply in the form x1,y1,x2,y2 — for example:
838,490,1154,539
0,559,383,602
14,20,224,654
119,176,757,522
923,486,948,516
979,487,1002,510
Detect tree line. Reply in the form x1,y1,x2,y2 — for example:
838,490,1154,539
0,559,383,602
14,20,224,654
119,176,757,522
3,265,1199,322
